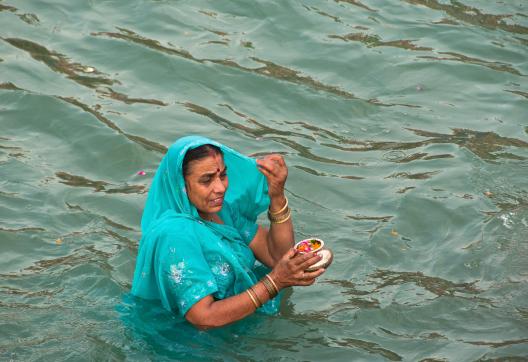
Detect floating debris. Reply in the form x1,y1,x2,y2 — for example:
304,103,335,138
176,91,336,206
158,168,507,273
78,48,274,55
484,191,493,197
137,170,146,176
55,238,63,245
390,229,399,237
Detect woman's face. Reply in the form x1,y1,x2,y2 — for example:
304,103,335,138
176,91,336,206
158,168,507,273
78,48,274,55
184,152,228,217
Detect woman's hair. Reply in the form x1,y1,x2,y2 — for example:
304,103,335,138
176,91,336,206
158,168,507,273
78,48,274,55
182,144,223,176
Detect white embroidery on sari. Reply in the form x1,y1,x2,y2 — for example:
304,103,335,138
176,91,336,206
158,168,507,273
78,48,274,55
169,262,185,284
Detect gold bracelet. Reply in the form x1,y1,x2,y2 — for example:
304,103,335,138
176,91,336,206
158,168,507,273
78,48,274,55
250,285,263,306
268,207,290,222
269,208,291,224
269,196,288,216
246,289,259,309
261,277,277,298
265,274,280,294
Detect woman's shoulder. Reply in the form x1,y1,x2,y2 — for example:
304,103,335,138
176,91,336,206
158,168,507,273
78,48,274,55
146,211,203,242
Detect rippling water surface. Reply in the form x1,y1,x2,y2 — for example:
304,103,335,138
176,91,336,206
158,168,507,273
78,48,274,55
1,0,527,360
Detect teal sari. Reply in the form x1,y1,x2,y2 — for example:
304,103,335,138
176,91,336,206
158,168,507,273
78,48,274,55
131,136,281,316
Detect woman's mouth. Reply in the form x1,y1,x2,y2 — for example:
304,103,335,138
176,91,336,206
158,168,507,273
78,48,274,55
210,196,223,207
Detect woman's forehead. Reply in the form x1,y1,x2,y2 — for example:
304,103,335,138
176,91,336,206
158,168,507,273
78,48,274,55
187,154,225,174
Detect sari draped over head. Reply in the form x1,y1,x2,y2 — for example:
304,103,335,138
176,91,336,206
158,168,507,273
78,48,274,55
131,135,281,316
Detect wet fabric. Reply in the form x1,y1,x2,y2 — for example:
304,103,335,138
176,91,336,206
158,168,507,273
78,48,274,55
131,135,280,316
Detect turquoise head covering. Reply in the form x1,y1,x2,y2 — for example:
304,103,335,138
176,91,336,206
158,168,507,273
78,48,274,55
131,136,281,316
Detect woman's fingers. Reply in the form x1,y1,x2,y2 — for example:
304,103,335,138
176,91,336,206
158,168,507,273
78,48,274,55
303,268,325,280
297,268,325,285
257,163,273,177
292,252,321,269
256,155,287,176
284,248,297,260
257,162,277,176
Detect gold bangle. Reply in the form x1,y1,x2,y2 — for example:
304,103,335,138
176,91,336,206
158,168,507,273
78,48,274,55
269,196,288,216
265,274,280,294
261,278,277,298
269,208,291,224
246,289,259,309
250,285,263,307
268,207,290,222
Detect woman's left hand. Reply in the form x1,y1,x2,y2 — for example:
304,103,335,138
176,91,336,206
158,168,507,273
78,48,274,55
256,154,288,199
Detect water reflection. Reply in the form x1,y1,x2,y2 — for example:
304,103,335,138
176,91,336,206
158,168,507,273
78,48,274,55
419,52,523,76
329,337,402,361
0,3,39,25
370,270,480,298
3,38,117,89
2,38,167,106
92,28,419,107
505,89,528,100
330,33,433,52
323,128,528,162
385,171,440,180
303,5,342,23
55,171,146,194
405,0,528,34
183,102,359,166
58,97,167,153
335,0,377,13
96,88,168,106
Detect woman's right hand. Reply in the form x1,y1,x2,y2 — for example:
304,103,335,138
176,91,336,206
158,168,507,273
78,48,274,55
268,249,326,290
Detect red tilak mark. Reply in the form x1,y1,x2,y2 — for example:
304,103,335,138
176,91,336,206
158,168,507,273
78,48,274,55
217,168,220,173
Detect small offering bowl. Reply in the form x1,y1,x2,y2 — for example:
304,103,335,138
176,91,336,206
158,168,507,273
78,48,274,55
294,238,324,253
294,238,333,272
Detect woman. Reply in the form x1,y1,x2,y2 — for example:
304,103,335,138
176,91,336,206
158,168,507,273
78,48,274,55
131,136,325,329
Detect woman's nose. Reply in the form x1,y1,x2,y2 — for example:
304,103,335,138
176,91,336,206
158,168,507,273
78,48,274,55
213,177,226,193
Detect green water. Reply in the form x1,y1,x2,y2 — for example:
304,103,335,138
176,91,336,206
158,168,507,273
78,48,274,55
1,0,527,360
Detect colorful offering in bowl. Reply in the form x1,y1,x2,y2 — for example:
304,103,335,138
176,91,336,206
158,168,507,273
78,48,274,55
294,238,333,271
294,238,324,253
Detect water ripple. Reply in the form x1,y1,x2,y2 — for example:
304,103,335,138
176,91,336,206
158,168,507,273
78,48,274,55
1,38,167,106
0,3,39,25
55,171,146,194
321,128,528,162
329,337,403,361
369,270,481,298
335,0,377,12
385,171,440,180
405,0,528,35
58,97,167,153
329,32,433,52
92,27,419,107
419,52,523,77
183,102,360,166
3,37,117,89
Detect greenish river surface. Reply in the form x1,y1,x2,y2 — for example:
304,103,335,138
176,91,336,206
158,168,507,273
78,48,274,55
1,1,528,361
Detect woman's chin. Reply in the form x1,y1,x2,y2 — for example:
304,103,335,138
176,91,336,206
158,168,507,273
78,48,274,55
204,204,223,214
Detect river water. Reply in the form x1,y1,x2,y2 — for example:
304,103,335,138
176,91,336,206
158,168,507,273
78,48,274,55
1,0,527,361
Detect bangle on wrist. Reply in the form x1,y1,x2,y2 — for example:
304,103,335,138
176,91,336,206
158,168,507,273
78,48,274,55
268,208,291,224
269,196,288,216
265,274,280,295
246,289,259,309
262,277,278,298
250,285,263,307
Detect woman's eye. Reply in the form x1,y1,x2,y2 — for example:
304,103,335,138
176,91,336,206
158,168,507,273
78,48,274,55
220,173,227,179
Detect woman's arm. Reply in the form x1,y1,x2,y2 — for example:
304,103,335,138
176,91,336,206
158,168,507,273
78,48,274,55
185,250,324,329
252,155,294,265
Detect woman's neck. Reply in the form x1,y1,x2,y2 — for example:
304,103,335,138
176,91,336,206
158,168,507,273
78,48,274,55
199,211,221,223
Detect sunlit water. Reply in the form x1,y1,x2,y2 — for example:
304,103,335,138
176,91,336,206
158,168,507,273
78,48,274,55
1,0,527,360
